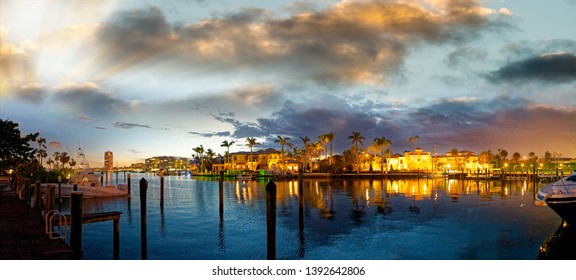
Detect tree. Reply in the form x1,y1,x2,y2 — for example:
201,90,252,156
206,148,216,172
192,145,205,172
498,149,508,162
0,119,37,173
53,152,62,170
528,151,538,163
221,140,235,170
60,152,70,169
408,135,420,151
299,136,310,171
348,132,365,173
36,137,47,168
275,135,293,172
326,132,336,165
246,137,260,171
373,136,391,173
511,152,521,163
318,134,328,159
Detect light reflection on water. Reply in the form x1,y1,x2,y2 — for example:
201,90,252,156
72,174,563,260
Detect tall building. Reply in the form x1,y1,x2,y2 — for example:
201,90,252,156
104,151,113,171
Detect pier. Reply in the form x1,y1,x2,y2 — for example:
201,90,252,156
0,185,72,260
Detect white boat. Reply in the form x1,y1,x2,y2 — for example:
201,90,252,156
537,171,576,225
42,148,129,198
237,171,255,181
43,168,129,198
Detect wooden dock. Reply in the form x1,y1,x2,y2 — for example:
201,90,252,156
0,185,72,260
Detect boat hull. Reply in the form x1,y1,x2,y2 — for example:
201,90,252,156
537,171,576,225
42,184,129,198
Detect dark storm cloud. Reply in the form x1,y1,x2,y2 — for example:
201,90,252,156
225,93,576,155
488,52,576,83
51,82,128,117
220,96,402,151
86,0,510,84
112,122,152,129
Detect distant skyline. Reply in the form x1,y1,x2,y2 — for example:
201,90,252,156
1,0,575,167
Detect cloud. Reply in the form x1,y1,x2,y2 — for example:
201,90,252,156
112,122,152,129
48,141,61,149
446,46,487,68
0,38,38,96
188,131,231,138
83,0,511,85
488,52,576,84
51,82,128,117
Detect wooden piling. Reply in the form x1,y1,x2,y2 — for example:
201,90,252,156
33,181,41,212
113,219,120,260
73,184,77,192
140,178,148,260
70,191,83,259
160,171,164,208
219,171,224,219
266,180,277,260
58,179,62,212
45,185,54,213
127,173,131,195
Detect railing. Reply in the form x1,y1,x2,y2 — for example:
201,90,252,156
45,210,67,240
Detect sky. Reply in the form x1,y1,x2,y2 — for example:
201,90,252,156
1,0,575,167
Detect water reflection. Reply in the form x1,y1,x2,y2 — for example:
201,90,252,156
77,175,563,260
538,221,576,259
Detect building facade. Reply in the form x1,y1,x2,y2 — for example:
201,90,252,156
145,156,188,171
104,151,113,172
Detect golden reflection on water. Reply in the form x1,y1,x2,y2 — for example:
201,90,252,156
228,178,537,214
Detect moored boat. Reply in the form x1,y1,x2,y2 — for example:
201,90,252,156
537,171,576,225
42,168,129,198
237,171,255,181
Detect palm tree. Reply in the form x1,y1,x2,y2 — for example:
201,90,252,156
206,148,216,172
60,152,70,169
36,137,47,168
246,137,260,171
408,135,420,151
192,145,205,173
53,152,62,170
326,132,336,165
373,136,392,173
221,140,235,170
47,158,55,171
275,135,293,172
299,136,310,171
318,134,328,159
348,132,365,173
310,141,324,171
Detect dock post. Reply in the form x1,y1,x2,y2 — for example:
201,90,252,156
127,173,131,195
160,171,164,208
298,169,305,258
73,184,77,192
70,191,83,259
113,218,120,260
33,181,41,212
266,180,277,260
140,178,148,260
45,185,54,213
25,178,31,205
58,176,62,212
219,171,224,219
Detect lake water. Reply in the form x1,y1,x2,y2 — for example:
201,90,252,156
70,174,564,260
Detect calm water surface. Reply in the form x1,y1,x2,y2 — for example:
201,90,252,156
71,174,563,260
